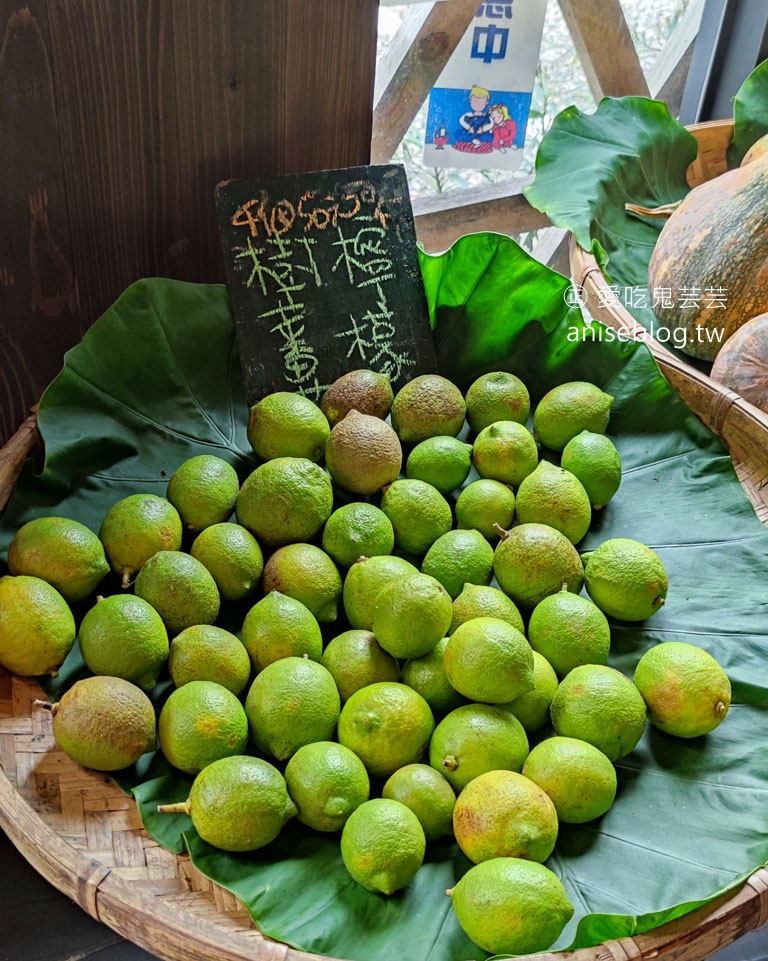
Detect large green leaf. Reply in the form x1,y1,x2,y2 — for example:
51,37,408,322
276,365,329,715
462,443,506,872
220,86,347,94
2,235,768,961
729,59,768,166
523,96,696,294
0,279,256,553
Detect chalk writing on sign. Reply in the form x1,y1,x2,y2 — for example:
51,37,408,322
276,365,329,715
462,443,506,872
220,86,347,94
215,165,437,407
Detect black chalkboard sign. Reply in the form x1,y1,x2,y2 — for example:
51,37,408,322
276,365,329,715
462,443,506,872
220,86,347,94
215,164,438,406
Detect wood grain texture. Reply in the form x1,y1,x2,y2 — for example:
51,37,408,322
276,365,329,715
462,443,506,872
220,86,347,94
0,0,378,447
0,4,79,445
371,0,479,164
557,0,651,99
413,177,551,254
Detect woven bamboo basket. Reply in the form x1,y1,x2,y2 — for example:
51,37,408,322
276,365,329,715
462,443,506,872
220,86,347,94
2,383,768,961
570,119,768,523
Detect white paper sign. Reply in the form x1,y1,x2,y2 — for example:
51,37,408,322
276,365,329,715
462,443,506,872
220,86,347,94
423,1,548,171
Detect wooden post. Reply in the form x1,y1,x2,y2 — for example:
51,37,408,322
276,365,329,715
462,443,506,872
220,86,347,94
0,0,379,446
371,0,480,164
557,0,651,99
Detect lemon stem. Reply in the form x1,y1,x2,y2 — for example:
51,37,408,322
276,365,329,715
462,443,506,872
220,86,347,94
157,800,192,816
493,523,509,540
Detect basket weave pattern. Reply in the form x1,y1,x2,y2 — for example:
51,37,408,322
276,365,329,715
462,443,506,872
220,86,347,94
0,667,295,961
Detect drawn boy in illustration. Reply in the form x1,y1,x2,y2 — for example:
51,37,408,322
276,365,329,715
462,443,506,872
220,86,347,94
454,85,494,153
489,103,517,152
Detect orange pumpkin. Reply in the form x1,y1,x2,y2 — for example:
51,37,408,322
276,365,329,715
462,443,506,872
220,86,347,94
741,132,768,166
710,312,768,413
647,153,768,361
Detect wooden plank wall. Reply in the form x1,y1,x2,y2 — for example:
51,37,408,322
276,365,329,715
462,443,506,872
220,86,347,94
0,0,379,446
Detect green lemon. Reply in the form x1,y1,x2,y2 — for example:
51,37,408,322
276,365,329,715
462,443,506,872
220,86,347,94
79,594,169,691
8,517,109,603
189,523,263,602
454,478,516,540
244,657,341,762
400,637,466,716
235,456,333,548
247,391,330,462
429,703,529,792
444,617,534,703
382,764,456,841
168,624,251,696
341,798,426,895
342,554,420,630
453,770,559,864
158,680,248,775
284,741,370,832
166,455,240,532
134,550,220,635
161,755,297,852
241,591,323,672
493,522,584,609
449,584,524,635
633,641,731,738
405,436,473,495
449,858,573,955
390,374,466,443
50,676,157,772
337,682,435,778
372,572,453,659
321,630,400,702
533,381,613,451
550,664,647,761
522,736,618,823
472,421,538,487
0,575,75,677
99,494,183,587
380,479,453,556
528,587,611,677
325,410,402,495
421,528,494,599
322,502,395,568
514,462,592,544
261,543,342,623
320,369,394,427
561,430,622,508
498,651,559,732
584,537,669,621
465,371,531,433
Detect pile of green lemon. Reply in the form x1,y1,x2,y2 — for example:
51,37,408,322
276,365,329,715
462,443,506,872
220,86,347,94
0,368,733,956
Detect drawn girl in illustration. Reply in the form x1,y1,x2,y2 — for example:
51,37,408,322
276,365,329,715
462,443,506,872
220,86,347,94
489,103,517,152
454,85,494,153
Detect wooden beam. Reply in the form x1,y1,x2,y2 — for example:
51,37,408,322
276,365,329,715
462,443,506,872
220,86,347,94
556,0,651,99
647,0,705,113
413,178,551,254
371,0,479,164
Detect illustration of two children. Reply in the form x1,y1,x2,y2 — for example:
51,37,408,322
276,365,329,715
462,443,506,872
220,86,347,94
454,85,516,154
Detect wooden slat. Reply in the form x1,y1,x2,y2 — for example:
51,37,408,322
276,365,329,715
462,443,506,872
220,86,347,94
557,0,651,99
0,4,80,447
0,0,379,447
647,0,705,113
371,0,479,164
413,177,551,254
171,0,379,282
